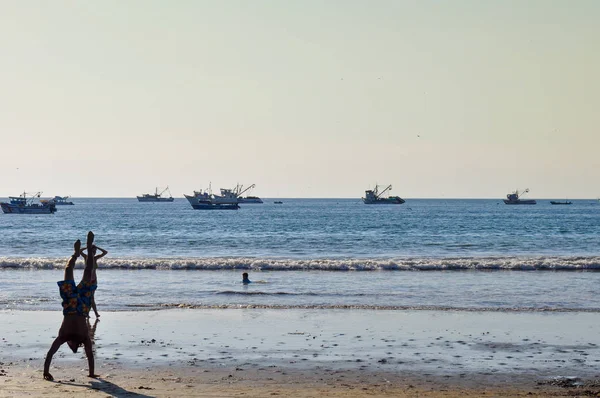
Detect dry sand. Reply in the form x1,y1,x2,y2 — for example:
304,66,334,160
2,363,598,397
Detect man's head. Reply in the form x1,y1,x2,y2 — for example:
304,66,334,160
67,340,83,353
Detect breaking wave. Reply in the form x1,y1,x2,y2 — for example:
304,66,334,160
1,256,600,271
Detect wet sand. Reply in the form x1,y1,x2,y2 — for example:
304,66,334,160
1,309,599,397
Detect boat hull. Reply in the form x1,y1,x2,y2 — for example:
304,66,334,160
137,197,174,202
503,200,537,205
1,203,56,214
191,203,239,210
363,197,405,204
238,197,263,204
550,201,572,205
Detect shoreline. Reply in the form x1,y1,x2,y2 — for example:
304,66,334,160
1,309,599,396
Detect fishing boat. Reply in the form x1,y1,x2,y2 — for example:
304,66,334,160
137,187,174,202
234,184,263,204
362,185,405,204
184,186,239,210
550,200,572,205
503,189,536,205
41,196,74,205
1,192,57,214
274,201,283,204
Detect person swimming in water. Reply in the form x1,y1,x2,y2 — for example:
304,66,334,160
242,272,251,284
43,231,99,381
80,244,107,318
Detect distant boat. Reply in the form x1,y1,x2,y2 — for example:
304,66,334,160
238,196,263,204
503,189,536,205
362,185,405,204
41,196,74,205
234,184,263,204
137,187,174,202
1,192,57,214
550,200,572,205
274,201,283,204
184,187,239,210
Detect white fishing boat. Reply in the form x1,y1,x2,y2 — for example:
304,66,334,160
185,185,239,210
137,187,174,202
41,196,74,205
1,192,57,214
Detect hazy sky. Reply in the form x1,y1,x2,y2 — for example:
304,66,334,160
1,1,598,198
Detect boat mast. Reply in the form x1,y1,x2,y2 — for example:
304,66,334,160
158,186,171,197
236,184,256,197
376,185,392,199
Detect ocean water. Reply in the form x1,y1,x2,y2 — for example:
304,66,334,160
0,198,599,312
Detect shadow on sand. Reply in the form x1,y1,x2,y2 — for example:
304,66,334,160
58,378,155,398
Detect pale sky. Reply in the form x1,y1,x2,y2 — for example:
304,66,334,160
1,1,598,198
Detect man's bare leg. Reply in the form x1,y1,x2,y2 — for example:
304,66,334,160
64,240,81,281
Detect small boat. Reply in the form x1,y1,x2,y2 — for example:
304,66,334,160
1,192,57,214
137,187,174,202
274,201,283,204
550,200,572,205
41,196,74,205
503,189,536,205
362,185,405,204
234,184,263,204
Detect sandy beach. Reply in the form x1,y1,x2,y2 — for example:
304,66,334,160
1,309,599,397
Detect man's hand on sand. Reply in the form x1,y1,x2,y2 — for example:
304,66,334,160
88,373,100,378
43,372,54,381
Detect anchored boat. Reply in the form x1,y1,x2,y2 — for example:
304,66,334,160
185,186,240,210
41,196,74,206
550,200,572,205
1,192,57,214
137,187,174,202
362,185,405,204
233,184,263,204
503,189,536,205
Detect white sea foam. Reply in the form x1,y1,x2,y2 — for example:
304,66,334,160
1,256,600,271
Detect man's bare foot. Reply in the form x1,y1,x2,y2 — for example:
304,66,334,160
43,372,54,381
87,231,94,248
74,240,81,257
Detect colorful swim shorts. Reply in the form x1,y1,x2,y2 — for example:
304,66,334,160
57,280,97,317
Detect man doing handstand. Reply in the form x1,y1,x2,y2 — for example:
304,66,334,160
43,231,99,381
